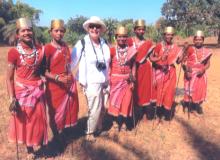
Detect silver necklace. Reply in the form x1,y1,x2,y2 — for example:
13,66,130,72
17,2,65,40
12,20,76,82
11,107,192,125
17,43,39,67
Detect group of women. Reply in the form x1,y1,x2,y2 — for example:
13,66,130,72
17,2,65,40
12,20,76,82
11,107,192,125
6,18,78,158
6,16,211,159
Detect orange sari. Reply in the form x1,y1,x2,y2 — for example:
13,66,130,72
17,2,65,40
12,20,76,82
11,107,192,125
8,45,48,146
152,42,182,110
135,40,154,106
108,46,136,117
45,43,79,131
183,46,212,103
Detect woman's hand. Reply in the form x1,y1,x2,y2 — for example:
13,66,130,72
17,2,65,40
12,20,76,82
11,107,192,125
197,69,205,77
56,74,73,88
161,54,168,61
9,98,20,114
130,82,135,90
185,72,192,80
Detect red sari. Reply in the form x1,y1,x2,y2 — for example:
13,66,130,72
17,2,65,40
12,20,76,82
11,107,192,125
152,42,182,110
8,44,48,146
183,46,212,103
45,43,78,131
128,38,154,106
108,46,136,117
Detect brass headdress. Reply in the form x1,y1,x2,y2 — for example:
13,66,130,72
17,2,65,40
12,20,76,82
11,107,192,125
164,26,174,34
115,26,128,35
16,18,32,29
134,19,146,28
50,19,65,30
195,30,204,37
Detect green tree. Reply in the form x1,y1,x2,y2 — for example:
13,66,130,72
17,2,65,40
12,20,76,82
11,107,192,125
0,0,14,43
104,18,118,43
34,26,50,44
13,1,41,23
66,15,87,35
117,19,134,37
146,25,162,42
64,30,85,46
161,0,220,44
0,0,42,45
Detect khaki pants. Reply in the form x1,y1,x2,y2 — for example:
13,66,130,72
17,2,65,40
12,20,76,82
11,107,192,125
84,83,109,134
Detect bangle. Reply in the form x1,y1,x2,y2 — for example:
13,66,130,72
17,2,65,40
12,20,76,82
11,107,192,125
54,74,59,82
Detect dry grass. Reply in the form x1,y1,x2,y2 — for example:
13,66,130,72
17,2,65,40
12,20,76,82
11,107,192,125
0,39,220,160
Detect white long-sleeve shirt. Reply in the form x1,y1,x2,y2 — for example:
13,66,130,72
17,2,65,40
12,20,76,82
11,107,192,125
71,34,110,87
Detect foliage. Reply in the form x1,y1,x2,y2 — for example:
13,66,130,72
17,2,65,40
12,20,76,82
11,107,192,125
117,19,134,37
1,21,16,45
64,15,88,46
66,15,87,35
146,25,162,42
33,26,50,44
104,18,118,43
64,29,85,46
2,0,220,45
14,1,42,23
0,0,42,44
161,0,220,43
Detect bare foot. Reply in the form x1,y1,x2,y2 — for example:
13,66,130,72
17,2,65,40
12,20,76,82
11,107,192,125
112,121,119,132
85,134,96,142
120,123,127,132
26,153,35,160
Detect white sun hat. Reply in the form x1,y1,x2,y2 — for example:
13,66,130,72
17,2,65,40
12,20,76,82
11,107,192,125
83,16,107,33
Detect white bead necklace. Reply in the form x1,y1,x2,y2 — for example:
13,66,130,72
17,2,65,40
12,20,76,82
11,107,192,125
116,46,128,66
17,43,39,67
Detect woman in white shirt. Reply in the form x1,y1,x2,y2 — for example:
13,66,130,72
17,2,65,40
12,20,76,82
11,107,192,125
71,16,110,141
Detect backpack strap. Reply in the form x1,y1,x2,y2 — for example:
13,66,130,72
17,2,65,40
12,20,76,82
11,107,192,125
76,38,85,65
81,38,85,53
77,37,107,64
103,38,108,45
72,38,86,74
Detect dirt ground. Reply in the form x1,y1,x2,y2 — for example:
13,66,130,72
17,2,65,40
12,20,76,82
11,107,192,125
0,38,220,160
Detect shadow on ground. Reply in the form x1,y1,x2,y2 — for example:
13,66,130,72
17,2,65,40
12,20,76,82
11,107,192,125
175,116,220,160
35,117,87,158
35,114,153,160
79,135,152,160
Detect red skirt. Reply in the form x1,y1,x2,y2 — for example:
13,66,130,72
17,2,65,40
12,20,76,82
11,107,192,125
135,60,152,106
8,100,48,146
46,79,79,131
152,67,176,110
108,76,133,117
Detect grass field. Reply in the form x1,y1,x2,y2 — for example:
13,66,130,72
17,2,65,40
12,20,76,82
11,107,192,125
0,39,220,160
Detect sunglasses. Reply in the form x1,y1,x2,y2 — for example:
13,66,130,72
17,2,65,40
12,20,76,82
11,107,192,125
89,24,101,29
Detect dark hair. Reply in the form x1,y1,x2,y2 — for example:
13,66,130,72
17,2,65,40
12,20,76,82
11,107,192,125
49,27,66,33
193,36,204,41
134,26,146,30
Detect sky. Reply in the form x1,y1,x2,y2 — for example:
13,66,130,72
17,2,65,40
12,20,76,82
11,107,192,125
14,0,165,27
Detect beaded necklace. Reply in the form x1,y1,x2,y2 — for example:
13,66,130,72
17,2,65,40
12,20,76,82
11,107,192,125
51,41,67,58
194,47,204,63
132,37,145,49
116,45,128,66
162,41,173,56
17,42,39,68
51,41,70,73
